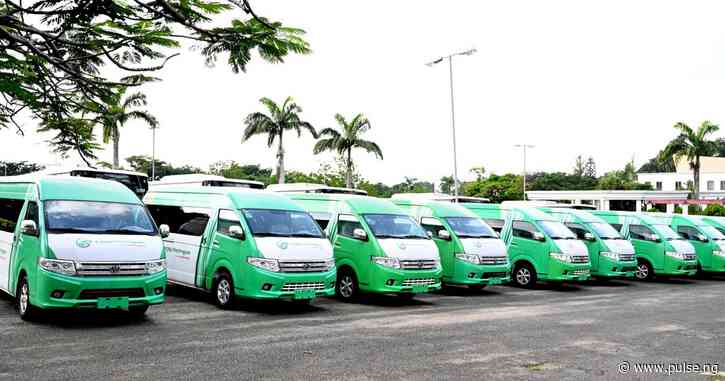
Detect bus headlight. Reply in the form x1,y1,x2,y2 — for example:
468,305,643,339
713,250,724,257
145,260,166,274
38,257,76,276
666,251,684,260
371,256,400,269
550,252,572,263
455,253,481,265
324,259,336,271
247,257,280,272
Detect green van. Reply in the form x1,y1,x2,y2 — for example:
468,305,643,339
281,193,442,300
592,211,697,280
391,196,510,289
461,204,591,287
647,213,725,275
702,216,725,235
144,187,336,307
544,208,636,279
0,176,167,320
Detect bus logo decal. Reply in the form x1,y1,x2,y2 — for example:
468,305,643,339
76,239,91,248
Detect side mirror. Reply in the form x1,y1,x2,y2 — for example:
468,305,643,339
437,230,452,240
159,224,170,239
533,232,546,242
20,220,38,236
228,225,246,240
698,234,709,242
584,232,595,241
352,228,368,241
649,234,661,243
426,231,433,238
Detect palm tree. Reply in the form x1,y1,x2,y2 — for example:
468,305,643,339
97,88,158,169
660,121,719,200
313,113,383,188
242,97,316,184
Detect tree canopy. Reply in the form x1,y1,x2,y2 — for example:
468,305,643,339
1,0,309,154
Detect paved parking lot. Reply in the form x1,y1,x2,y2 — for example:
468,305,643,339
1,277,724,380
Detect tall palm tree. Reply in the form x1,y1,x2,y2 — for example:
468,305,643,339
313,113,383,188
243,97,316,184
660,121,719,200
97,88,158,169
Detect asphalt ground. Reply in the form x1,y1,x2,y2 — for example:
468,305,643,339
1,276,724,381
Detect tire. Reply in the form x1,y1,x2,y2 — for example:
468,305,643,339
696,262,710,279
128,305,149,318
513,262,537,288
468,284,487,291
16,275,40,322
635,260,654,281
336,269,359,301
212,272,235,309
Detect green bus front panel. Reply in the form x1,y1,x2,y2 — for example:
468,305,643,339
361,265,442,294
234,265,337,300
449,260,510,286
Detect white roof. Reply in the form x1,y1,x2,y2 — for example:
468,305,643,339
267,183,368,195
35,166,147,177
391,193,489,203
154,174,264,186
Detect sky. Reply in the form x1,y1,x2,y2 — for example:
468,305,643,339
3,0,725,185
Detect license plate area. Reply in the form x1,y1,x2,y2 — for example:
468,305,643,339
411,284,428,294
293,289,317,300
97,297,129,310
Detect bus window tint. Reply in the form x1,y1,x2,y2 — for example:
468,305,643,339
445,217,496,238
363,214,428,239
0,199,24,233
45,201,157,235
242,209,323,238
148,205,210,236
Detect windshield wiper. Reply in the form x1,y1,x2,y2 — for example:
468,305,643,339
48,228,102,234
288,233,323,238
399,234,427,239
374,234,399,239
253,232,289,237
458,234,495,239
103,229,154,235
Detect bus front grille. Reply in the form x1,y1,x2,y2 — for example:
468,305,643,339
401,278,437,286
400,260,438,270
281,282,326,291
76,262,147,276
278,261,330,273
618,254,635,262
570,256,590,264
480,256,508,265
78,288,145,299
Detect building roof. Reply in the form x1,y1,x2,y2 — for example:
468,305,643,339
392,198,477,218
675,156,725,174
145,186,303,211
13,177,143,203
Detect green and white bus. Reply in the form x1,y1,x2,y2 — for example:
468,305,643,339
592,211,697,280
279,192,442,300
143,187,336,307
647,213,725,275
461,204,591,287
0,175,167,320
392,195,510,289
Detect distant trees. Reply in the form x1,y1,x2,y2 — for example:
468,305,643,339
597,160,652,190
125,155,201,178
660,121,719,200
0,161,43,176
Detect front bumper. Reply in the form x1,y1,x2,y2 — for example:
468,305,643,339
32,269,166,310
363,266,442,294
446,260,511,285
592,257,637,278
544,260,591,282
236,267,337,300
702,253,725,273
661,258,698,276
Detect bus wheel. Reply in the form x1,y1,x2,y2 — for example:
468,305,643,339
513,263,537,288
17,276,39,321
336,270,358,301
468,284,487,291
213,272,235,309
635,260,654,281
696,263,710,279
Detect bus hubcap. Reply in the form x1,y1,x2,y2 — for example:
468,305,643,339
19,282,28,315
339,276,354,298
636,264,648,279
516,268,531,285
217,279,230,304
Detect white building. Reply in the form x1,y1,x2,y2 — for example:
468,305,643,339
637,156,725,199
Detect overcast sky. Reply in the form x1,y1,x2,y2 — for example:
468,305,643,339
3,0,725,184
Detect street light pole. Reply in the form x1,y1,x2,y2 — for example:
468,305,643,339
151,126,157,181
426,48,476,197
514,144,535,200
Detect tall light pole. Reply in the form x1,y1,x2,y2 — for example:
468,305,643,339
515,144,535,200
151,125,158,181
426,48,477,197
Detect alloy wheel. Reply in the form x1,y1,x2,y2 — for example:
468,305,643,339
339,275,354,298
19,282,29,315
635,263,649,280
516,267,531,286
217,279,231,305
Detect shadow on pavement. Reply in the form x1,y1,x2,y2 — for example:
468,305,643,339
328,293,435,308
435,285,503,297
584,278,635,288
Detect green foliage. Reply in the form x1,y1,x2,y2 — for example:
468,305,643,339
597,160,653,190
1,0,309,160
0,161,44,176
38,117,100,166
126,155,201,177
439,176,455,194
209,161,272,184
464,173,523,203
313,113,383,188
529,172,597,191
703,204,725,216
470,166,486,181
660,121,719,198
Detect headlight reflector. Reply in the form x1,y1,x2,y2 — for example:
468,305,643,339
549,252,572,262
371,256,400,269
600,251,619,260
324,259,336,271
247,257,280,272
38,257,76,276
145,259,166,274
666,251,685,260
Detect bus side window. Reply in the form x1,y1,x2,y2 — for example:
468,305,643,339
147,205,210,237
420,217,446,237
629,224,653,241
677,226,699,240
337,216,363,238
484,218,505,234
216,209,241,236
565,223,588,240
610,223,623,232
0,198,24,233
512,220,538,240
24,202,39,226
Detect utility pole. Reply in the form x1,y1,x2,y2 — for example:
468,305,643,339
515,144,535,200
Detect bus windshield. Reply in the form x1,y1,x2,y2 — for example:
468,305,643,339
71,170,148,197
445,217,497,238
588,222,622,239
538,221,577,239
653,224,681,240
45,201,157,235
242,209,323,238
363,214,428,239
699,225,725,240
